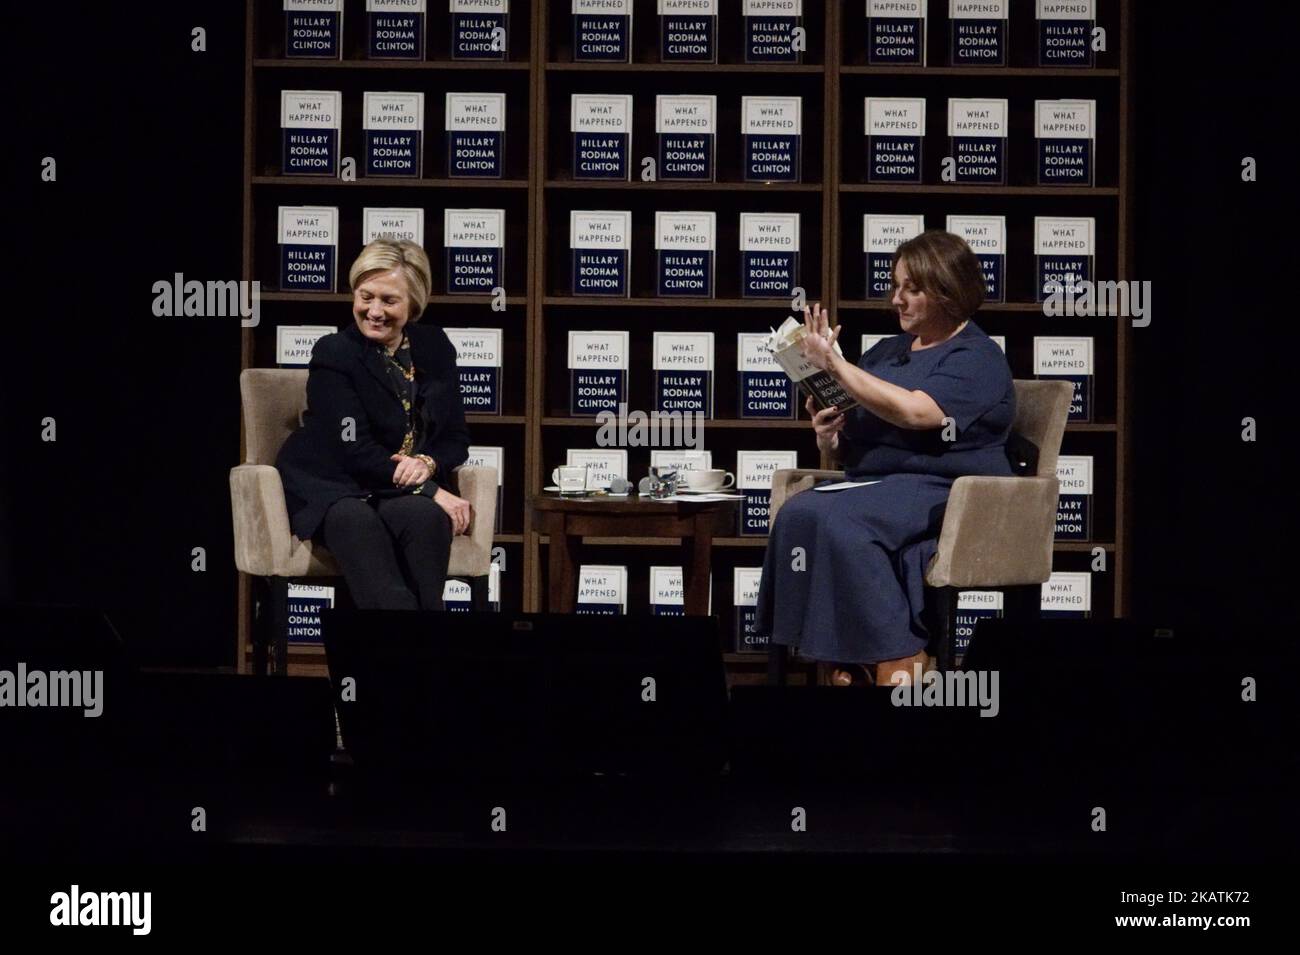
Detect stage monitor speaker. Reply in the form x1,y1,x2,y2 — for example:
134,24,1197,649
321,609,729,781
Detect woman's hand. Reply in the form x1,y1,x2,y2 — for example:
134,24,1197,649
390,453,431,487
797,303,842,373
807,396,846,455
433,486,473,536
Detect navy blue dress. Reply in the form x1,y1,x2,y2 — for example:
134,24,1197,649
754,319,1015,664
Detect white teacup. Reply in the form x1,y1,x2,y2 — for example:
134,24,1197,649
551,465,589,495
679,468,735,491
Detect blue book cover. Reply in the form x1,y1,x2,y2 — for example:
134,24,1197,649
742,96,801,182
653,332,713,417
948,97,1007,184
656,95,716,181
364,91,424,177
740,212,799,298
443,578,474,612
286,583,335,644
866,0,927,65
278,206,339,292
863,214,924,299
444,328,502,415
1037,99,1095,186
946,214,1005,303
744,0,802,64
570,211,631,295
568,330,629,416
285,1,342,58
573,0,632,62
655,212,715,297
367,0,425,58
659,0,716,62
1040,572,1091,619
1036,0,1095,67
1034,336,1094,422
444,208,504,293
571,94,632,180
948,0,1006,66
954,590,1003,661
651,566,686,617
446,92,505,178
465,445,505,533
737,451,797,536
733,568,766,652
1055,455,1092,542
451,0,508,59
281,90,341,176
577,565,627,615
866,97,925,183
738,333,796,419
570,210,631,296
1035,216,1094,301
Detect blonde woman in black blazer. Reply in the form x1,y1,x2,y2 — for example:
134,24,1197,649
277,239,472,610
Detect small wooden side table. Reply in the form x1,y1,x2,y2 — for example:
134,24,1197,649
531,494,740,615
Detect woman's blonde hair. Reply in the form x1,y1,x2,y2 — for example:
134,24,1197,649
349,238,433,320
891,230,986,325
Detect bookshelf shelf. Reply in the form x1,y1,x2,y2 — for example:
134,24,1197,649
544,179,823,192
543,296,797,309
837,184,1120,197
252,176,530,189
839,66,1120,79
545,62,824,74
241,0,1134,672
468,415,527,426
254,58,531,71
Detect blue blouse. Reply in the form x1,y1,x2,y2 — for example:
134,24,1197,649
837,319,1015,480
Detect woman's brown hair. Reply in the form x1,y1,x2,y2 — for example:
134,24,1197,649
891,230,986,324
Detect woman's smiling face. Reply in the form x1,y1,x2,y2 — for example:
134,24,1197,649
352,268,411,349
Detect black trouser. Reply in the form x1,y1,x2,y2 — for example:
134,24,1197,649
318,495,453,610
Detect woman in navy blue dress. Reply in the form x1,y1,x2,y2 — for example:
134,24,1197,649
754,230,1015,686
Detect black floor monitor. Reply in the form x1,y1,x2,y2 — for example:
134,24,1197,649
321,610,729,781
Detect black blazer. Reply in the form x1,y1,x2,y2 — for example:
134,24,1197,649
277,322,471,540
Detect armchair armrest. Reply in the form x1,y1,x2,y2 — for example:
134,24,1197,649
229,464,294,577
452,465,497,576
769,468,846,524
925,476,1060,588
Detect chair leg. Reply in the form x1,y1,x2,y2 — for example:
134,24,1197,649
468,574,490,611
269,576,289,676
931,585,958,672
252,576,271,676
766,643,789,686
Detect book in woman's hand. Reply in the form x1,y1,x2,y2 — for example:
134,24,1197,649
763,316,853,413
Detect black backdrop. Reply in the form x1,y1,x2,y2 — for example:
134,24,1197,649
1,3,1287,667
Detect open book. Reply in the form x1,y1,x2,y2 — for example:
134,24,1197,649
763,316,855,412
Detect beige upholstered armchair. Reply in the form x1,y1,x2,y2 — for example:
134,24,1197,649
230,368,498,674
766,379,1074,675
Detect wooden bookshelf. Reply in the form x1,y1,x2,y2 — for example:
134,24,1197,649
240,0,1134,675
